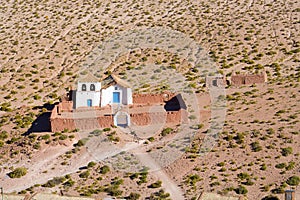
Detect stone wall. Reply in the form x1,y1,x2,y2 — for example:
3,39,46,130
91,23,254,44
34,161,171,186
231,72,267,86
205,76,226,87
50,111,113,132
58,101,73,113
245,74,266,84
51,92,186,132
130,110,187,126
132,93,175,105
51,108,185,132
231,75,245,85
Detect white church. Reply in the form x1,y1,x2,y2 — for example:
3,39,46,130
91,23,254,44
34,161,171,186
74,73,133,109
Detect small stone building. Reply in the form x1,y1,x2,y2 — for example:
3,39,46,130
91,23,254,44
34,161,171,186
205,75,226,87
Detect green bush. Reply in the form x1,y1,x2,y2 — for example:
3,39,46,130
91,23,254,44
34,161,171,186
127,192,141,200
281,147,293,156
105,185,123,196
79,170,90,179
100,165,110,174
74,139,86,147
285,162,295,170
42,176,66,187
0,131,8,140
251,141,262,152
8,167,27,178
87,161,96,168
185,174,202,186
286,176,300,186
234,185,248,194
63,179,75,187
260,164,267,171
40,134,50,140
149,189,170,199
161,127,173,136
275,163,286,169
103,127,111,132
237,172,250,180
148,180,162,188
59,134,68,140
33,142,41,150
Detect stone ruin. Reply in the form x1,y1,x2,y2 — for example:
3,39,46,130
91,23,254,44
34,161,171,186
205,72,267,88
205,76,226,87
230,72,267,86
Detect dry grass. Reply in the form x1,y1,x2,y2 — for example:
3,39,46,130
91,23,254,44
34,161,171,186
0,0,299,199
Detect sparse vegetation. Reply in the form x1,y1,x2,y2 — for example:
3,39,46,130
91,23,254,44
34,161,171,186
8,167,27,178
0,0,299,199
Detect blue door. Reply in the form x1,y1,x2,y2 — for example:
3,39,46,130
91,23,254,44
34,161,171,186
113,92,120,103
87,99,92,107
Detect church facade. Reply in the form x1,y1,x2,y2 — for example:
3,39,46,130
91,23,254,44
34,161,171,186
74,74,133,109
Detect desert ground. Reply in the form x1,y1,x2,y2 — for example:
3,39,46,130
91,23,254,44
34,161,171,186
0,0,299,199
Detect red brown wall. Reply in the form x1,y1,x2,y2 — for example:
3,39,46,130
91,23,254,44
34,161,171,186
231,75,245,86
50,115,113,132
133,93,175,105
231,73,266,86
245,74,266,84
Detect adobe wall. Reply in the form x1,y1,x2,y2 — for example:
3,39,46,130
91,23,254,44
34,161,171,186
130,110,187,126
231,73,267,86
50,117,76,133
59,101,73,112
50,114,113,132
51,111,184,132
132,93,176,105
231,75,245,86
50,92,186,132
245,74,266,84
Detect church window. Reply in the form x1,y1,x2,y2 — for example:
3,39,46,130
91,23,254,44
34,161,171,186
90,84,95,91
82,84,86,91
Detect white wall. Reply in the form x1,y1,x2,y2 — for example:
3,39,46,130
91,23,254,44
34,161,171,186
101,84,133,107
78,82,101,91
75,82,101,108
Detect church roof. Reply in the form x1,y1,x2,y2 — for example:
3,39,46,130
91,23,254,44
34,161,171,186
78,72,99,82
102,74,131,89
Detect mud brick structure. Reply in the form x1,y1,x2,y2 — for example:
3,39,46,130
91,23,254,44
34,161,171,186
50,92,187,132
230,72,267,86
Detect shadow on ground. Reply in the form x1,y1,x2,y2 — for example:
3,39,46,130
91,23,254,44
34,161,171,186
25,112,52,135
24,103,56,135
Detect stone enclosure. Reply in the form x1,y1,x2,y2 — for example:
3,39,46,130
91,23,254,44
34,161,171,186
50,92,188,132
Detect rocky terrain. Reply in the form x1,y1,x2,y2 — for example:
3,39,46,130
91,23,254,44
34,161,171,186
0,0,299,199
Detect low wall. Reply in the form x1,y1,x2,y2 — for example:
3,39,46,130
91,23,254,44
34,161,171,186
59,101,73,112
133,93,175,105
129,110,186,126
51,110,185,132
231,75,245,85
50,115,113,132
231,73,266,86
245,74,266,84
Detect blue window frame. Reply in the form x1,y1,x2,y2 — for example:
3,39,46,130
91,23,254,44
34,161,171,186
113,92,120,103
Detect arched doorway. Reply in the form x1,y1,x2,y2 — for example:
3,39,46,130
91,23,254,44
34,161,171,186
114,111,130,127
